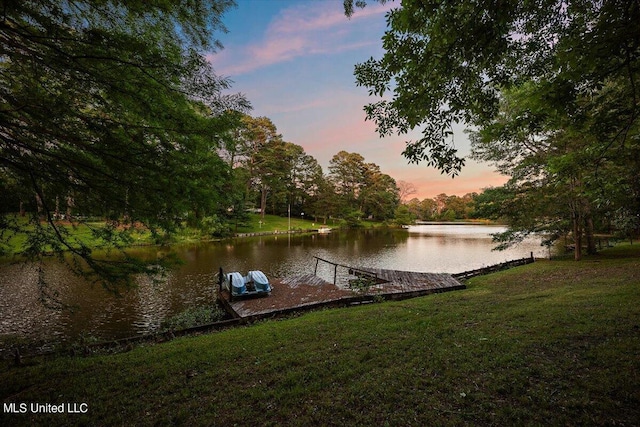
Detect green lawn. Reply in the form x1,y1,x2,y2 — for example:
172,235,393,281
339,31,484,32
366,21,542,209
234,213,383,233
1,245,639,426
1,215,155,258
2,214,391,258
235,213,319,233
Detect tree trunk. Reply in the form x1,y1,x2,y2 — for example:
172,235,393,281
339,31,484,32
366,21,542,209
123,188,130,221
572,206,582,261
66,192,74,220
569,177,585,261
585,214,596,255
35,192,44,221
260,185,267,219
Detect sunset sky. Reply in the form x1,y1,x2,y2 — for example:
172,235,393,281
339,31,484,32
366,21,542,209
209,0,508,199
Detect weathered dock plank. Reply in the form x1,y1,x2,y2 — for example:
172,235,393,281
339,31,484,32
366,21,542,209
353,268,464,294
223,275,352,318
218,269,466,319
279,274,333,288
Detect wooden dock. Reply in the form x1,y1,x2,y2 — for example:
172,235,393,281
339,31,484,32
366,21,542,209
217,253,538,321
352,268,466,294
219,274,352,318
218,268,466,320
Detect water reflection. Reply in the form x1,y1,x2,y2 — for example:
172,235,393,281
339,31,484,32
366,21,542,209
0,224,546,344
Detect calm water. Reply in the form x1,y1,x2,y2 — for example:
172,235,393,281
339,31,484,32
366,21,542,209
0,224,547,345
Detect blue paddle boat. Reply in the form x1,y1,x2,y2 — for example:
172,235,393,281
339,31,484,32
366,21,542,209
220,269,272,299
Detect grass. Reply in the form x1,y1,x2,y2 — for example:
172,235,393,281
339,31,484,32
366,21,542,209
1,245,639,425
2,213,393,258
1,215,155,257
234,214,384,234
235,214,320,233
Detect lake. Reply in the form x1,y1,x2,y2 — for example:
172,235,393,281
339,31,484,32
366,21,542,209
0,224,548,346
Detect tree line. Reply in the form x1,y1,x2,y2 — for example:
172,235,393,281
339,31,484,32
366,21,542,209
0,110,404,226
403,193,477,222
212,114,403,231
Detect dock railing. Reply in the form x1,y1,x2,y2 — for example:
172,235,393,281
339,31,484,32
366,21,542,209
314,253,535,285
313,256,378,285
452,252,535,281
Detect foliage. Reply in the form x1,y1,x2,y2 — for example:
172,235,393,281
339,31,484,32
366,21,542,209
0,1,249,290
236,116,287,217
404,192,477,221
392,204,415,226
159,305,225,332
346,0,640,181
611,207,640,243
328,150,400,221
342,208,364,228
226,115,326,221
349,276,378,294
471,77,640,258
199,215,233,238
360,167,399,221
232,142,401,227
346,1,640,257
1,244,639,426
284,143,325,218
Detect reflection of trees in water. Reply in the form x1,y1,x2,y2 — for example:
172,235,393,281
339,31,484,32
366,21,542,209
131,274,172,333
0,226,549,343
0,263,60,341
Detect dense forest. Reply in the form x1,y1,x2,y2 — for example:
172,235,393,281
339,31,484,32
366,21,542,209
0,102,477,231
217,115,402,229
0,109,405,231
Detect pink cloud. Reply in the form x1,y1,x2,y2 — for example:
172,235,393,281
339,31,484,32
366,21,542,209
314,118,377,146
295,108,379,161
276,94,506,198
293,121,375,167
247,35,306,65
263,89,504,199
213,1,394,76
